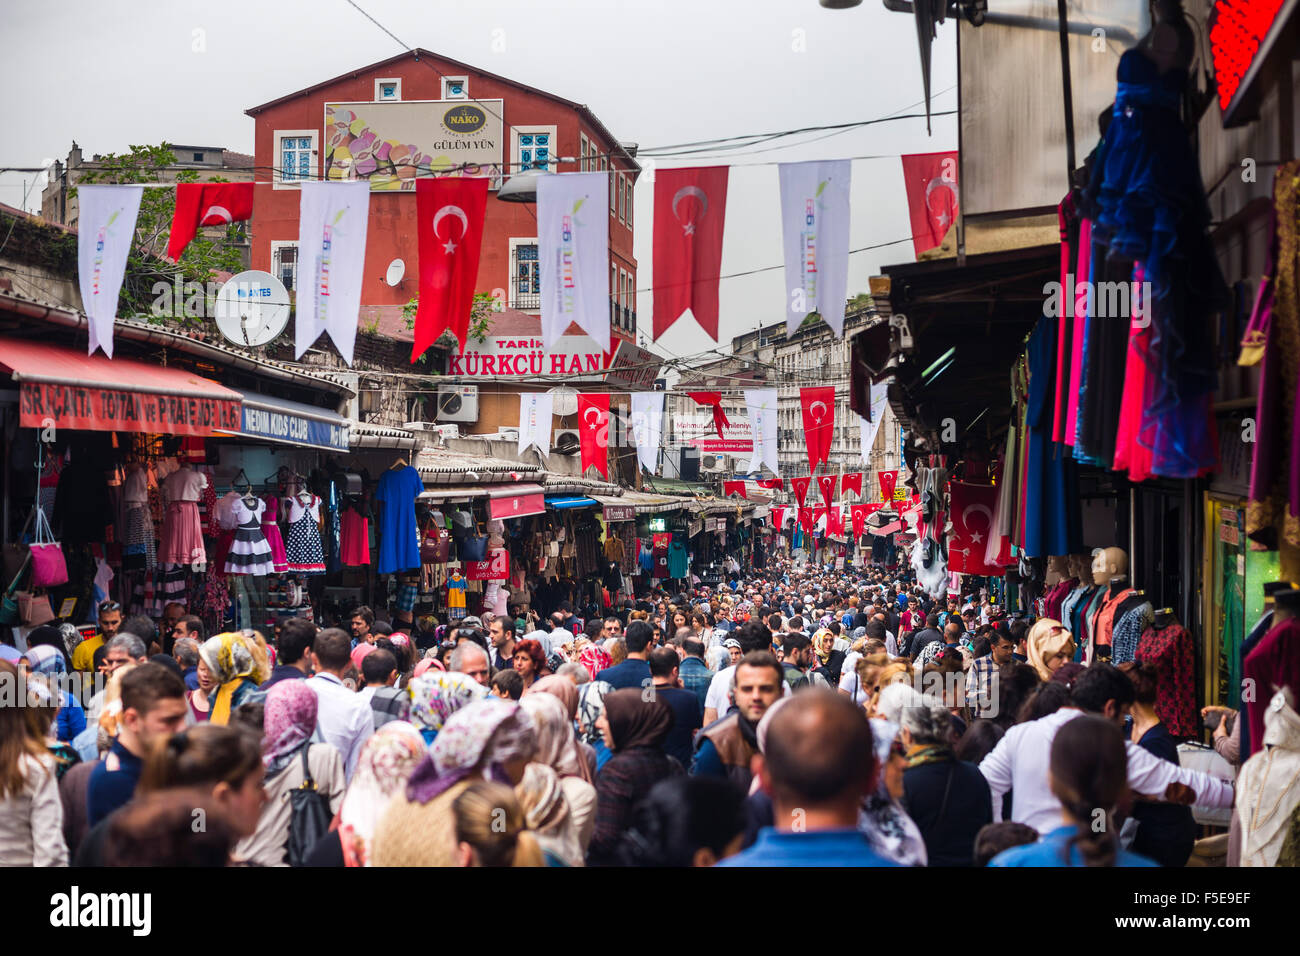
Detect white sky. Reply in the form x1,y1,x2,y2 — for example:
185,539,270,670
0,0,957,361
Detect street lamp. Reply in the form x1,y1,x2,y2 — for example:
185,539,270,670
496,167,552,203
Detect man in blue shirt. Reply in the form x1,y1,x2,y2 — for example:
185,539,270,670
648,647,703,769
718,689,900,867
677,637,713,711
596,619,654,690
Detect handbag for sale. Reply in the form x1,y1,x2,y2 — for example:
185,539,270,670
29,506,68,588
460,534,488,563
16,590,55,626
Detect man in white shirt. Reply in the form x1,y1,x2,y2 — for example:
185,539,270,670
979,664,1233,833
306,627,374,782
703,620,791,725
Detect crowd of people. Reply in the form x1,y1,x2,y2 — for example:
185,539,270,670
0,554,1241,867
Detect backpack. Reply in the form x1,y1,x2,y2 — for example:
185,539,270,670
782,665,808,691
285,747,332,866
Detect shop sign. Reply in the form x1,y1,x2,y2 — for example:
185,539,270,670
892,487,907,501
674,414,752,454
20,382,241,436
1218,521,1240,546
602,503,636,522
240,405,349,451
603,340,661,390
466,547,509,581
709,517,726,532
688,519,703,537
445,334,611,381
489,491,545,520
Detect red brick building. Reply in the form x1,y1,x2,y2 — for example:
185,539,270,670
245,48,640,352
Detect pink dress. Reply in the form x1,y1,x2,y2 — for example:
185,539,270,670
160,467,206,567
340,505,370,566
262,495,289,573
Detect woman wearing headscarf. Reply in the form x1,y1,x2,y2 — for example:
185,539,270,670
519,691,597,851
407,670,489,745
235,679,345,867
578,643,612,682
22,639,86,745
577,679,615,773
1026,618,1076,682
515,762,584,866
371,698,537,867
587,689,682,866
198,632,264,725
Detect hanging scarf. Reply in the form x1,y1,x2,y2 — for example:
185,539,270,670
200,632,260,725
262,680,318,777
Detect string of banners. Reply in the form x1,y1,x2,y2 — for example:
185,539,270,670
72,151,958,361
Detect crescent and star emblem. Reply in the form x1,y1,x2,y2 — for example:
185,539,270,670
809,400,827,422
671,186,708,236
433,205,470,254
961,503,994,544
924,176,959,228
200,205,233,225
583,406,601,428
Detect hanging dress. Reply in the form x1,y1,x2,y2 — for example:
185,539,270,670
121,465,156,572
340,500,371,566
261,494,289,573
285,494,326,574
225,497,275,576
160,467,207,568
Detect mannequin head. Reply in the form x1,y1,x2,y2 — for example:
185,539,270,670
1091,548,1129,586
1045,556,1069,587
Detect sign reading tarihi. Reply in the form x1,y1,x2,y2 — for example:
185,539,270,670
323,100,505,191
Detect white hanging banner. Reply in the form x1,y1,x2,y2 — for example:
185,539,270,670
538,172,610,354
629,391,664,475
858,381,889,464
518,392,553,458
296,181,370,365
744,388,780,477
779,160,851,338
77,185,144,358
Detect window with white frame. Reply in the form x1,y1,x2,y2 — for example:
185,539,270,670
375,78,401,101
625,178,632,228
275,130,316,187
580,133,589,172
271,241,298,292
627,273,636,333
510,238,541,310
442,76,468,99
513,126,556,172
611,263,619,328
610,166,617,216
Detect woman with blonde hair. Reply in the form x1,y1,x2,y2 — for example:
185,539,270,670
1026,619,1075,681
452,779,544,867
0,660,68,865
865,661,915,718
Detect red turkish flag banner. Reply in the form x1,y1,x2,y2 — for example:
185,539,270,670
166,182,254,261
948,481,1004,574
817,474,837,510
577,393,610,478
722,481,747,499
653,166,728,341
791,476,811,507
850,504,869,537
798,507,814,534
800,387,836,472
688,391,730,439
756,478,783,490
827,506,844,537
840,472,863,497
878,470,898,502
413,177,489,360
771,507,787,530
901,151,959,258
813,505,828,529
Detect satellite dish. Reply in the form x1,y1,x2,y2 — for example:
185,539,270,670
385,258,406,286
214,271,290,347
548,387,578,417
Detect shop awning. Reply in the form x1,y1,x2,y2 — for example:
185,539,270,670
419,484,486,502
0,336,241,436
545,495,597,510
215,390,349,451
487,483,545,520
350,421,422,450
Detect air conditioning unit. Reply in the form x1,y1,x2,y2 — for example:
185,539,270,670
700,454,727,474
553,429,580,455
336,373,361,421
435,385,478,423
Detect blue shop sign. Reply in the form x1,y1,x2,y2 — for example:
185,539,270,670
235,396,350,452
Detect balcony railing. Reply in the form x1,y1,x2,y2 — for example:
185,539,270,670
511,275,541,310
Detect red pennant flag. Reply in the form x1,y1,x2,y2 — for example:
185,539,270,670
813,505,828,528
948,481,1003,574
850,504,869,537
722,481,747,499
878,470,898,502
800,387,835,472
688,391,730,439
817,474,837,510
841,472,863,497
863,502,884,516
756,478,783,490
827,506,844,537
577,393,610,478
166,182,254,261
413,177,489,360
791,476,811,507
900,151,959,258
798,507,814,534
771,507,787,530
653,166,728,341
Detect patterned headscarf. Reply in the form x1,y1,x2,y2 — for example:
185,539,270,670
578,644,611,680
519,690,592,783
576,680,614,747
516,762,584,868
527,674,579,719
24,643,67,677
200,632,260,725
262,679,318,776
339,721,426,867
407,671,488,742
406,698,536,804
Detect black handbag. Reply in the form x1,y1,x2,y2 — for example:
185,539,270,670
286,747,332,867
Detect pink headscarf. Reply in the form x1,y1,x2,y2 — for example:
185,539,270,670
578,644,612,681
351,643,376,672
263,680,318,776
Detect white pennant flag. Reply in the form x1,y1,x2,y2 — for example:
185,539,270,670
78,185,144,358
779,160,851,338
538,172,609,354
629,391,664,475
518,392,553,458
296,181,370,365
744,388,780,476
859,381,889,464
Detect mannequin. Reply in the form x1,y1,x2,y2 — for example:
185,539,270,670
1153,607,1177,629
1045,555,1068,587
1091,547,1129,587
1088,548,1133,662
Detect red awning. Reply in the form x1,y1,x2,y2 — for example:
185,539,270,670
0,337,242,436
487,483,545,520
